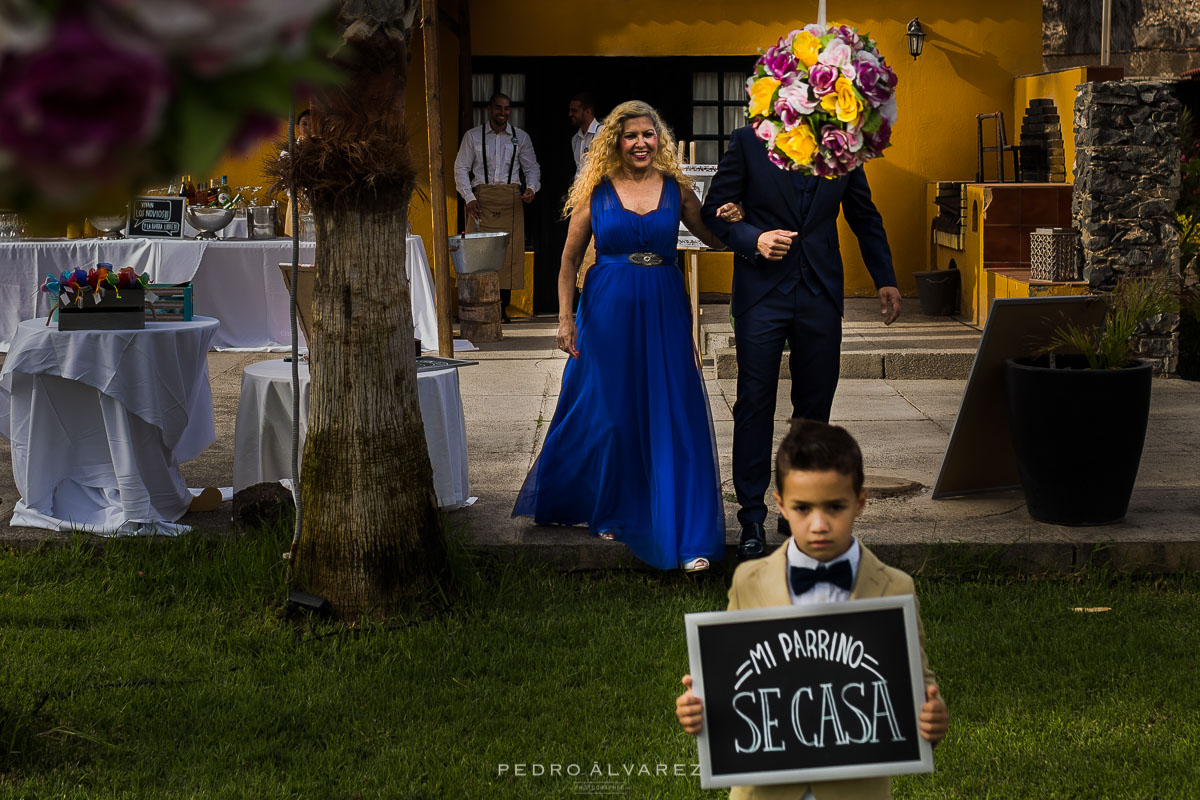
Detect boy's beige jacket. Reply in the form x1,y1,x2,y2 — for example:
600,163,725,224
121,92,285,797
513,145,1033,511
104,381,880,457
725,541,937,800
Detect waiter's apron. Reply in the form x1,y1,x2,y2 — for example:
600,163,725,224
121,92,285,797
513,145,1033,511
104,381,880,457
576,237,597,290
471,183,524,290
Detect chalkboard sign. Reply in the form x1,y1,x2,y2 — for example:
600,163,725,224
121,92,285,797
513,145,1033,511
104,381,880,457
128,196,185,238
685,596,933,789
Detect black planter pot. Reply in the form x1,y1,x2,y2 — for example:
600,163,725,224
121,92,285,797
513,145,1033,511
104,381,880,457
1005,355,1153,525
913,269,960,316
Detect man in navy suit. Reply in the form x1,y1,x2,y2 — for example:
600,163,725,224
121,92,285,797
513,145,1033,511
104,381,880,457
702,124,901,560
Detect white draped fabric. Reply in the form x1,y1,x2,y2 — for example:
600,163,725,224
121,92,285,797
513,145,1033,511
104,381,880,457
0,317,219,535
0,235,437,351
154,239,317,350
406,235,439,350
233,360,469,509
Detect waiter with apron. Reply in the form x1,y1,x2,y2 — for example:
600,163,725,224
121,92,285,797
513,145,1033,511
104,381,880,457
453,93,541,321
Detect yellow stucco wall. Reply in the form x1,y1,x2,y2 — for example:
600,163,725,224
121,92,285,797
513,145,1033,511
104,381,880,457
470,0,1045,297
210,131,284,196
204,2,1046,307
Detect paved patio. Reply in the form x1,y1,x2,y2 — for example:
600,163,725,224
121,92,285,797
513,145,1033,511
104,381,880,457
2,299,1198,575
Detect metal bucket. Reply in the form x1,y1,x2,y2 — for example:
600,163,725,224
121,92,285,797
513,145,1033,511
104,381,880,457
447,232,509,274
249,205,278,239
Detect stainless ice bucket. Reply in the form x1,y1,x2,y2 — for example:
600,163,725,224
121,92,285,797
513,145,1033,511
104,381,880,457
249,205,279,239
447,232,509,274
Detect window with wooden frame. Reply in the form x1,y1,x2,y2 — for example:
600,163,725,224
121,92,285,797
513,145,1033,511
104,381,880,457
471,73,527,131
690,68,750,164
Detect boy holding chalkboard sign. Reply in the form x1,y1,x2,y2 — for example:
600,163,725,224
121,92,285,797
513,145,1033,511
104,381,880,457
676,420,948,799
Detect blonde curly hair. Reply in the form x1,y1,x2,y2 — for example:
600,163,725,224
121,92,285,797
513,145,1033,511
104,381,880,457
563,99,691,219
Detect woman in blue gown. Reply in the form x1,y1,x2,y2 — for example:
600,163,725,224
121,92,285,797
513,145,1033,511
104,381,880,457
513,100,728,572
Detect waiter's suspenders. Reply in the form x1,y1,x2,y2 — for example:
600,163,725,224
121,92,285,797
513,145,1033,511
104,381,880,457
480,125,523,189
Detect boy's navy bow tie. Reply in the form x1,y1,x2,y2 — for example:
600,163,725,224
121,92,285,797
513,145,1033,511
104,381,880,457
789,560,853,595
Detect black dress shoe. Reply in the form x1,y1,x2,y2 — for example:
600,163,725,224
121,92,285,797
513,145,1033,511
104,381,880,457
738,522,767,560
501,312,512,323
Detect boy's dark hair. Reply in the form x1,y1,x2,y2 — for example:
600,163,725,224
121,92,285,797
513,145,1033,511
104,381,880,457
775,419,864,493
296,109,311,123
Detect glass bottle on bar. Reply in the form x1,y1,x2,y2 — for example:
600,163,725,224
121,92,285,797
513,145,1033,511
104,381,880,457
217,175,231,206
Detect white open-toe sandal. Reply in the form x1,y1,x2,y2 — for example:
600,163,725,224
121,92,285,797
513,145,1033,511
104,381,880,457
681,557,710,573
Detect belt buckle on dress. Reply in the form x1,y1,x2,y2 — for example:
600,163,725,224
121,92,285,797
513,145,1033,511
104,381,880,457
628,252,662,267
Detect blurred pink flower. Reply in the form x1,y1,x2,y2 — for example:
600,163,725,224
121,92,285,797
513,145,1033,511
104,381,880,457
0,18,169,199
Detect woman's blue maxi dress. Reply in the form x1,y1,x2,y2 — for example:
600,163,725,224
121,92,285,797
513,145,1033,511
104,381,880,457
512,178,724,569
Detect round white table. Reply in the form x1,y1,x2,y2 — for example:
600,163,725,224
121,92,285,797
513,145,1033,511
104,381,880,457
0,316,220,535
233,359,470,509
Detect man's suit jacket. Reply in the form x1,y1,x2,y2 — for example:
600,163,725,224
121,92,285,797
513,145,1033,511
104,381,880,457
702,125,897,318
725,541,936,800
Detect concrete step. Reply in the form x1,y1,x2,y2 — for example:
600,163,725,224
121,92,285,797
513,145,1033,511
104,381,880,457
705,329,734,354
711,347,978,380
699,300,982,380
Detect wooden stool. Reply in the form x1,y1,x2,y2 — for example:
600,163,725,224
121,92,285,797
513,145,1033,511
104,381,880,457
457,271,502,342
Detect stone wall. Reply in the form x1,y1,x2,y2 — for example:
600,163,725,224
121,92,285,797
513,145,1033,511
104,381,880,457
1073,79,1181,372
1044,0,1200,77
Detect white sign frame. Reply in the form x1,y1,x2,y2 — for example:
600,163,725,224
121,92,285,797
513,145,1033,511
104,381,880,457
685,595,934,789
679,163,718,250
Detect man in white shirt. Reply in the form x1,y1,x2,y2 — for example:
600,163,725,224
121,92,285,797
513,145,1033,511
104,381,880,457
453,93,541,321
568,93,600,177
567,93,600,290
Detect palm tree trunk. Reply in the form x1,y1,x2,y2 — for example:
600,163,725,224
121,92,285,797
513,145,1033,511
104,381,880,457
291,0,445,619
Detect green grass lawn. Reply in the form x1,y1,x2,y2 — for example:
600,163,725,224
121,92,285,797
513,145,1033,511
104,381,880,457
1,528,1197,799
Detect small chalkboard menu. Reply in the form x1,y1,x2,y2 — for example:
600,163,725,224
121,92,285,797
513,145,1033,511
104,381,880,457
128,196,185,238
685,596,933,789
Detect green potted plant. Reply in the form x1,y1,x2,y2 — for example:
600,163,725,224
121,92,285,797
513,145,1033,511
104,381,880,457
1004,275,1179,525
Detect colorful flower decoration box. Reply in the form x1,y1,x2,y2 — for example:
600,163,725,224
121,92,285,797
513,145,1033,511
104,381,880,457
42,265,150,331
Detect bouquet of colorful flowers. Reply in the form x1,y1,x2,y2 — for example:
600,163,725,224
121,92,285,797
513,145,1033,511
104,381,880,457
0,0,339,213
746,24,898,178
41,264,149,309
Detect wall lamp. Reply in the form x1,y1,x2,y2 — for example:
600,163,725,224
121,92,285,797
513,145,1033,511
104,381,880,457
907,17,926,60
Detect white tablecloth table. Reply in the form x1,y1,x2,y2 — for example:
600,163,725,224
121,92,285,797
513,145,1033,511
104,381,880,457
233,359,469,509
0,235,437,351
0,317,220,535
154,238,316,350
